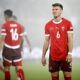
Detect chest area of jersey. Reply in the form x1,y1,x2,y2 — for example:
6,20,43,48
49,24,67,39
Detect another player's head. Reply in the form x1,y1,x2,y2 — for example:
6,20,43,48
52,3,63,18
4,9,13,21
12,15,17,21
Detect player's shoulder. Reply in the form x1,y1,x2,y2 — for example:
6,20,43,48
62,18,72,24
45,19,53,27
2,21,8,26
2,22,8,28
15,21,23,27
11,21,24,29
11,21,20,26
3,21,16,26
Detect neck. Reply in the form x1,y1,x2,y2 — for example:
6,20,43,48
53,16,62,22
6,18,13,22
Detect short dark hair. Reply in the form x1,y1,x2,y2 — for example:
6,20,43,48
4,9,13,17
52,3,63,10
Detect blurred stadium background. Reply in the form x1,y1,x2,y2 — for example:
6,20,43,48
0,0,80,80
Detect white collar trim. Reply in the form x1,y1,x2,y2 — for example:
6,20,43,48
52,19,62,24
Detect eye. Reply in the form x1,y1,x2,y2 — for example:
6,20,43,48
56,9,58,10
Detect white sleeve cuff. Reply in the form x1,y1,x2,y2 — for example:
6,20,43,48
1,33,7,35
68,52,72,55
67,31,73,33
45,34,50,36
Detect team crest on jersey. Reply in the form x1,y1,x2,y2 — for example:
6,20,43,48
56,27,58,29
62,26,65,31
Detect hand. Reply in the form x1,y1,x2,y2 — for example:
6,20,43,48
66,54,72,62
41,56,46,66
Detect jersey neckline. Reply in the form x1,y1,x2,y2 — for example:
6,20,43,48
52,18,63,24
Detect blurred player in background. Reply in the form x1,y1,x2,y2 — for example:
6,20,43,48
42,3,73,80
0,9,28,80
12,15,31,80
12,15,31,52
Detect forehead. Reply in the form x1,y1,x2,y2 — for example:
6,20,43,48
52,6,61,10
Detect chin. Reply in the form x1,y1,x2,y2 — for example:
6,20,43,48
54,16,58,18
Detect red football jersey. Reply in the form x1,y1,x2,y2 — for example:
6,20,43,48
1,21,24,49
45,18,73,61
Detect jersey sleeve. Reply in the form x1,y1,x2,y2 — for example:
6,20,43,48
1,24,7,36
67,21,73,33
45,24,50,36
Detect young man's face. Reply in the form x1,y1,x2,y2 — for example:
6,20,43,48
52,6,63,18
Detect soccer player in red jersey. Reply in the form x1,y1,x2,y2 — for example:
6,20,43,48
41,3,73,80
12,15,31,52
12,15,31,80
0,9,26,80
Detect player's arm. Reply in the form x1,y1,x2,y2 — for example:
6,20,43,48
66,25,73,62
0,25,6,49
20,26,31,52
68,32,73,53
0,35,6,49
41,35,50,66
23,33,31,51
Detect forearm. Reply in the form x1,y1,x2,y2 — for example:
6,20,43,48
0,35,5,49
24,35,31,47
42,40,49,57
68,34,73,53
67,35,73,62
68,41,73,53
0,38,4,49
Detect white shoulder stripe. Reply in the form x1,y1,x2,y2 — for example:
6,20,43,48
1,33,7,35
45,34,50,36
1,29,6,31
